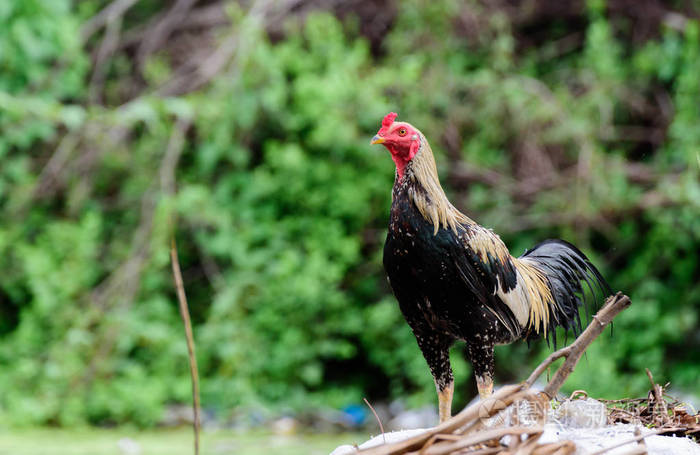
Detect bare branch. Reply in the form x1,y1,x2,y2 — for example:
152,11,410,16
157,0,304,96
89,14,123,104
34,131,81,198
540,293,631,397
81,0,139,42
525,345,572,390
163,116,199,455
136,0,199,67
119,3,231,50
161,117,192,195
170,237,202,455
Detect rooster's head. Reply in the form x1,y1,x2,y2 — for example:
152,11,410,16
371,112,422,178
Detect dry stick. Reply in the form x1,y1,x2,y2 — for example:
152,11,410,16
447,448,500,455
364,398,386,444
417,435,461,455
513,432,545,455
645,368,668,421
421,426,544,455
457,387,550,439
532,441,576,455
171,237,201,455
166,119,199,455
525,292,631,397
544,292,631,397
412,389,545,455
357,384,526,455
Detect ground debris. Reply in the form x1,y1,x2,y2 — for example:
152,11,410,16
602,375,700,439
330,295,699,455
332,390,700,455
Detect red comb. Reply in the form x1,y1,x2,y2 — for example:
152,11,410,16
383,112,398,127
378,112,398,135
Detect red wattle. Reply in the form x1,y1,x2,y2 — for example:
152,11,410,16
390,141,419,179
391,153,409,178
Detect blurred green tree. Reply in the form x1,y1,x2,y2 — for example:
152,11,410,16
0,0,697,426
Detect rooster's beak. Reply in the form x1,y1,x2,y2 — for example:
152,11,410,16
370,135,385,145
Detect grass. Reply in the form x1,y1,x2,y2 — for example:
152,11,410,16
0,427,368,455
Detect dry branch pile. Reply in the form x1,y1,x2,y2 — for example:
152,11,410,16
603,370,700,439
348,293,697,455
358,385,571,455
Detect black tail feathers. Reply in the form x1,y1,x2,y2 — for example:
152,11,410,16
520,239,611,346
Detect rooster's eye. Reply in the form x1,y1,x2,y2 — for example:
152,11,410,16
398,128,407,136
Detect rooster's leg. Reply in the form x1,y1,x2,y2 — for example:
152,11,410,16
476,374,493,398
436,380,454,423
467,342,495,399
412,328,455,423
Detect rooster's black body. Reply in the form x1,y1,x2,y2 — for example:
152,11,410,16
372,113,609,422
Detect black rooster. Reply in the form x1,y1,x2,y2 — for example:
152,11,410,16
371,113,609,422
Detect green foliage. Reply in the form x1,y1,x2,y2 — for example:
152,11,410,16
0,0,698,426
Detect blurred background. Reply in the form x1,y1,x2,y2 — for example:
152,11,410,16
0,0,699,453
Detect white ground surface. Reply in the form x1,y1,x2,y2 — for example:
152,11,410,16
330,424,700,455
